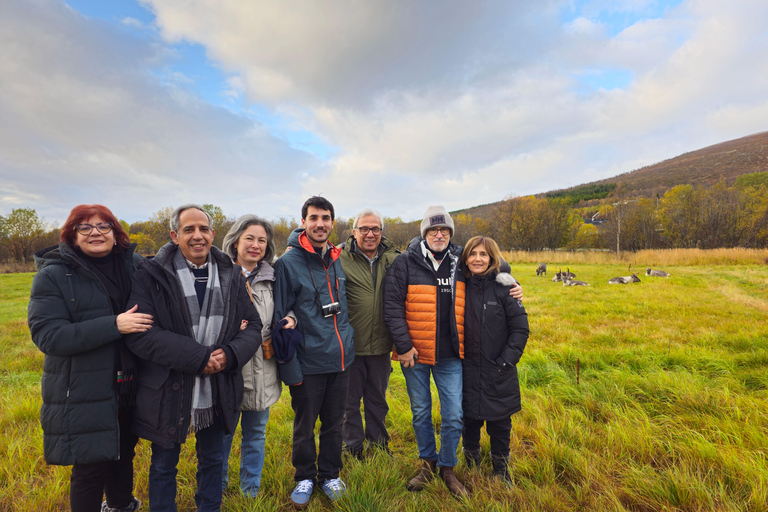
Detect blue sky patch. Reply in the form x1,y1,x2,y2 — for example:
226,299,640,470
561,0,684,37
575,68,634,94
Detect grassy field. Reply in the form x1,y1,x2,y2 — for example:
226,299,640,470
2,250,768,511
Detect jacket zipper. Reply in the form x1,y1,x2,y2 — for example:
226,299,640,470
325,258,345,371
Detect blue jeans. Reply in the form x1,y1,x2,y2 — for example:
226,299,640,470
221,408,270,497
401,357,463,468
149,416,225,512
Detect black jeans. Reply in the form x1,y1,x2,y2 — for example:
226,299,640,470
342,354,391,452
289,371,350,482
70,408,138,512
462,416,512,459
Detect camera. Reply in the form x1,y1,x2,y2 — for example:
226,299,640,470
322,301,341,318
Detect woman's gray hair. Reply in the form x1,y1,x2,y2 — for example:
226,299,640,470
222,214,276,263
170,204,212,232
353,208,384,229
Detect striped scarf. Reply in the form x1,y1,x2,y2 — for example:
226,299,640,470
173,249,224,432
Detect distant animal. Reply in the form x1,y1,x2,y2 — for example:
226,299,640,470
609,264,641,284
562,269,588,286
563,276,589,286
536,263,547,277
552,268,576,282
646,268,670,277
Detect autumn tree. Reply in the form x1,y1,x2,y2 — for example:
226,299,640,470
603,198,662,251
383,217,420,250
146,206,175,248
659,185,702,248
0,208,47,262
272,217,300,255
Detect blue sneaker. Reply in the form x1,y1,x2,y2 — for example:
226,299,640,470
290,479,314,510
321,478,347,501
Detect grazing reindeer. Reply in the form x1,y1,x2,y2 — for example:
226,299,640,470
646,268,670,277
609,265,641,284
552,268,576,282
562,269,588,286
536,263,547,277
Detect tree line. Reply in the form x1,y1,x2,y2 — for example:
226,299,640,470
2,173,767,266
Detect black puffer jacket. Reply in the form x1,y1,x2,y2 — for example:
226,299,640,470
28,243,142,465
125,242,261,448
462,271,529,422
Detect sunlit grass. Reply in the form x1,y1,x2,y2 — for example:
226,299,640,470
504,247,768,266
2,261,768,511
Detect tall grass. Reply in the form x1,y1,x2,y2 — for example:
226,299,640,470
2,259,768,511
503,247,768,266
0,261,35,274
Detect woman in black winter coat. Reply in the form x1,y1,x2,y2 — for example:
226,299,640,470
28,204,153,512
460,236,529,483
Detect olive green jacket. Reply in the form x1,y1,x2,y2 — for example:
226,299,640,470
340,235,400,356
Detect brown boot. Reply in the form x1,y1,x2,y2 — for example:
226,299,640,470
407,459,436,491
438,466,468,498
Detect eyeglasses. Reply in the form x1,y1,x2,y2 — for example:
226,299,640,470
426,227,450,236
75,223,113,235
355,226,382,235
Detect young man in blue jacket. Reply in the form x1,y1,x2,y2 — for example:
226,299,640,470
273,196,355,509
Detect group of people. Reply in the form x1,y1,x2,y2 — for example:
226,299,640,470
28,197,529,512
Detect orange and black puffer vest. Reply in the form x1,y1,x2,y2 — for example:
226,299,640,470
383,240,465,365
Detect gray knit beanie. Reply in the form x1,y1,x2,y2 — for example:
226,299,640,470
420,205,454,238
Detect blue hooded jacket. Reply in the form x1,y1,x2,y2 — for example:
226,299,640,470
273,229,355,376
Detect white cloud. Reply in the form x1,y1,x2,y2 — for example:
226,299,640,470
3,0,768,226
0,0,315,224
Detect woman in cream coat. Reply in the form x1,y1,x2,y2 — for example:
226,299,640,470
221,215,295,497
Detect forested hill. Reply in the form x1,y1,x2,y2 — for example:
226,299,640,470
457,130,768,217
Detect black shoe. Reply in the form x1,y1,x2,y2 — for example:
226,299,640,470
463,448,481,469
344,447,364,461
491,455,513,485
101,498,141,512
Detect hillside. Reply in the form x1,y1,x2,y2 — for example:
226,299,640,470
456,130,768,217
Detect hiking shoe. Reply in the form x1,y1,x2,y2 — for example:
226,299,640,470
290,479,314,510
101,497,141,512
321,478,347,501
407,459,436,491
438,466,469,499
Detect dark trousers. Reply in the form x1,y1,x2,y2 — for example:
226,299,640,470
342,354,391,452
462,416,512,459
149,415,225,512
70,408,138,512
289,371,350,482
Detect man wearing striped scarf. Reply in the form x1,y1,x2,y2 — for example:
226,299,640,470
126,204,261,512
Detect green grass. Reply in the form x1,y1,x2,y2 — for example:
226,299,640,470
2,261,768,511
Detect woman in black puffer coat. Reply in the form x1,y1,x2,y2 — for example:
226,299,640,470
28,204,153,512
460,236,529,484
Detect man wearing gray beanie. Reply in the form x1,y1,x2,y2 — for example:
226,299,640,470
419,205,455,239
383,205,523,498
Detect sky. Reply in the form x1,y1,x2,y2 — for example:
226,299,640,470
2,0,768,226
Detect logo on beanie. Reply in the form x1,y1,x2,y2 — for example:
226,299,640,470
430,215,445,226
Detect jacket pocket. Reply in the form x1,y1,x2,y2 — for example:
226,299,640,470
136,365,169,431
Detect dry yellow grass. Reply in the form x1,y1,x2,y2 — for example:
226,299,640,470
502,247,768,266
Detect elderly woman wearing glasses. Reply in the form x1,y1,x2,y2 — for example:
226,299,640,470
28,204,153,512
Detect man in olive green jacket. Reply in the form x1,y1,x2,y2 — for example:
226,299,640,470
340,208,400,458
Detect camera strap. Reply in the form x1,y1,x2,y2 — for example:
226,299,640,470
304,249,339,310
